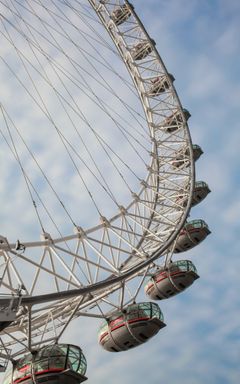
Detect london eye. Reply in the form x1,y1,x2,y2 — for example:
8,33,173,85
0,1,210,382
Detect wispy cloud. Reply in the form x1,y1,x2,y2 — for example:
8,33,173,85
0,0,239,383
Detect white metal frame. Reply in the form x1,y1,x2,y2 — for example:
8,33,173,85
0,0,194,361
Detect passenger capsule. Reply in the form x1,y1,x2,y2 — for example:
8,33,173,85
162,108,191,133
192,144,203,161
177,180,211,208
148,73,175,96
145,260,199,300
192,181,211,206
131,41,154,61
172,143,203,168
111,4,132,25
98,302,166,352
3,344,87,384
174,219,211,253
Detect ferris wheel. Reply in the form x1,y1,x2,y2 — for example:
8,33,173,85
0,1,211,383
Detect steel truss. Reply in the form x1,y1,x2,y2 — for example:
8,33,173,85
0,0,194,362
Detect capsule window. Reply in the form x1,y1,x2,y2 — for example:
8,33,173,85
139,333,148,340
38,378,58,383
131,322,147,328
194,237,200,243
178,283,185,289
124,341,130,346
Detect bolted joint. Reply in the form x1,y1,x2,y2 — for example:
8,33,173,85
140,180,148,188
0,235,10,250
100,216,110,226
41,232,53,244
74,226,86,238
119,205,127,215
131,192,140,201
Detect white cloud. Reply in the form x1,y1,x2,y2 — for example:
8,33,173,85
0,1,239,383
215,22,240,55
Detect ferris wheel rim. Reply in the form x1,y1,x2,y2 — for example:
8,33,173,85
0,0,194,297
0,0,195,357
0,0,195,252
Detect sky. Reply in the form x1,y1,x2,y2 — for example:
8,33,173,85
62,1,240,383
1,0,240,383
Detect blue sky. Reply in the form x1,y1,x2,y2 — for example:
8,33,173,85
62,1,240,383
1,0,240,383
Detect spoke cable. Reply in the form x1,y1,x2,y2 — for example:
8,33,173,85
0,3,150,200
